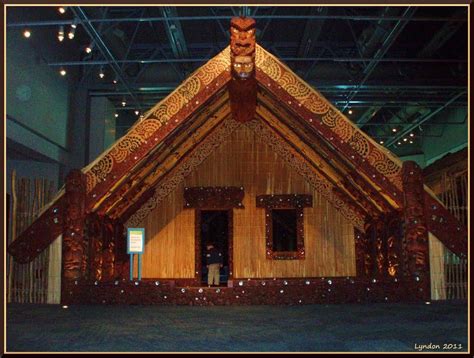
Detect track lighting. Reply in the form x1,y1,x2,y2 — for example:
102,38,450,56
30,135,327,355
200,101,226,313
85,43,93,54
68,26,75,40
58,26,65,42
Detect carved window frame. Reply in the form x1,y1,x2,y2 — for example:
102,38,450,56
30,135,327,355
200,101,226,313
256,194,312,260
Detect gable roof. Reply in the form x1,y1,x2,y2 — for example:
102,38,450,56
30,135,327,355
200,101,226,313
8,44,467,264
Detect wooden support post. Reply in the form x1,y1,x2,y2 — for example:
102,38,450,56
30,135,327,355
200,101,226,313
61,169,87,304
402,161,430,301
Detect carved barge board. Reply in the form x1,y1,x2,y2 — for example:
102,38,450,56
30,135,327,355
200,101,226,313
8,48,231,263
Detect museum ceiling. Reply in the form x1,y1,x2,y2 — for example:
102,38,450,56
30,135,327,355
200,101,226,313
6,6,468,159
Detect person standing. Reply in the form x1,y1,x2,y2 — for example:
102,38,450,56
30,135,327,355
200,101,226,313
205,243,223,287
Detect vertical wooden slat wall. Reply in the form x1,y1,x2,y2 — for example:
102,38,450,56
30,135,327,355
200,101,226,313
426,164,467,301
7,171,57,303
140,126,356,279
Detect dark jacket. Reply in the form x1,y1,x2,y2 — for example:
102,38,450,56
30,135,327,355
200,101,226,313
206,247,223,265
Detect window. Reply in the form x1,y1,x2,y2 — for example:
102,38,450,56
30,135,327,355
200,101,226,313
272,209,297,252
256,194,312,260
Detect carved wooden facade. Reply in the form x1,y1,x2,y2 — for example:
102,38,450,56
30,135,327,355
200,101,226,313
7,17,467,306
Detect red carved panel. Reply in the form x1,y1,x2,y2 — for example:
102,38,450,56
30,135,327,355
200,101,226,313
355,212,403,279
402,161,430,300
184,186,245,209
62,170,87,281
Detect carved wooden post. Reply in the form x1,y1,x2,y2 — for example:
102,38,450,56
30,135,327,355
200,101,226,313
228,16,257,123
402,161,430,301
61,169,87,303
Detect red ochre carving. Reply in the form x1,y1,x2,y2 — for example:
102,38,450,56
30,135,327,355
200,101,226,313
62,170,87,281
402,161,430,300
229,17,257,123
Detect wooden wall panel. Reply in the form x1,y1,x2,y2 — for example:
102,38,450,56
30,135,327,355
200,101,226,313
141,125,355,278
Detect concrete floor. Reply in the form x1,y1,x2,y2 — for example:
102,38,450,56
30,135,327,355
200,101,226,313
6,302,468,352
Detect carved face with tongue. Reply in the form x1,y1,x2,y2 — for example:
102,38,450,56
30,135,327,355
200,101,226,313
230,17,256,79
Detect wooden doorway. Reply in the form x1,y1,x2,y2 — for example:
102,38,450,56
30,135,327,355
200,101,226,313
197,210,232,285
183,186,244,286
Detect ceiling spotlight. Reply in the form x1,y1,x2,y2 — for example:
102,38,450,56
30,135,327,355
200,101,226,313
112,77,118,84
68,26,76,40
58,7,67,14
348,109,353,115
23,29,31,38
379,140,384,145
409,133,414,137
403,138,408,142
85,44,93,54
99,67,105,79
114,113,119,118
121,100,126,107
397,141,402,145
59,67,67,76
392,128,397,133
135,110,140,116
409,140,413,144
57,26,65,42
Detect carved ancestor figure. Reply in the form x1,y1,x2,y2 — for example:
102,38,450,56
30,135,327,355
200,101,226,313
228,17,257,123
402,161,430,300
62,170,86,280
102,221,116,281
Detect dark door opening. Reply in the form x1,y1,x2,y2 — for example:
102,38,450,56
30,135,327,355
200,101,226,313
200,210,229,285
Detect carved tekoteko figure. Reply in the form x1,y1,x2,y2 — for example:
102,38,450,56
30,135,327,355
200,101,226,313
228,17,257,123
62,169,87,281
402,161,430,300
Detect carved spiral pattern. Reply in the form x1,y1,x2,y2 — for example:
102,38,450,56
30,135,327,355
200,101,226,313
348,132,370,158
333,114,354,141
178,77,201,103
279,73,311,101
109,135,144,163
259,55,282,81
133,119,162,140
321,109,339,128
86,172,97,193
302,93,330,115
89,156,113,184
